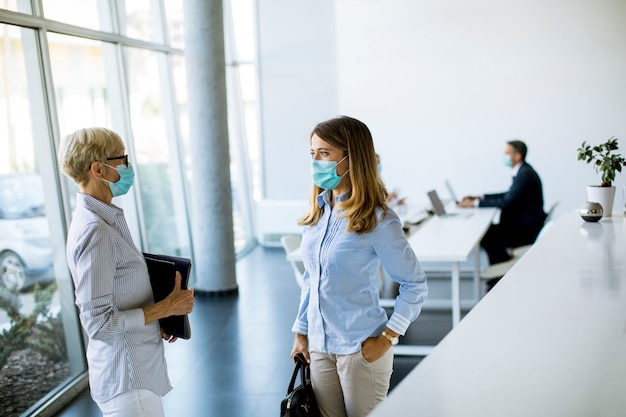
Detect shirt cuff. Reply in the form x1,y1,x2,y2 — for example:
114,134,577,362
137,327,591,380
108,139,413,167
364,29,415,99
291,320,308,335
387,312,411,336
125,308,147,331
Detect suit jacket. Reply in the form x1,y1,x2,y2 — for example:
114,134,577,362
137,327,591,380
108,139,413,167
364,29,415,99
479,162,547,246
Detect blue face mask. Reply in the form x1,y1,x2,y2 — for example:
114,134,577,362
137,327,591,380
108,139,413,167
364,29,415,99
503,154,513,168
311,156,348,190
103,163,135,197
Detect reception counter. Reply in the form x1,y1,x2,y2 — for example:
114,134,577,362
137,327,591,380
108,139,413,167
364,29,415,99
370,211,626,417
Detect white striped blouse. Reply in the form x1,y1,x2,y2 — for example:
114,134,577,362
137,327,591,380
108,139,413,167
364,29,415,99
66,193,172,403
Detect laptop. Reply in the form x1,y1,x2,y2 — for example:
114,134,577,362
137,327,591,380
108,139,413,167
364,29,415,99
445,179,460,204
426,189,468,217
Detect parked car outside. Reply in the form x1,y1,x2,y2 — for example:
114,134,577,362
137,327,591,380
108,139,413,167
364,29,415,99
0,173,55,291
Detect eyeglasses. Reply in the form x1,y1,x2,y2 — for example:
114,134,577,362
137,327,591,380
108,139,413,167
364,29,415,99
106,154,129,167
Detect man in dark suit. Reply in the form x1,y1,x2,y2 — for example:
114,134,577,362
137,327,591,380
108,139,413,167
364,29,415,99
459,140,547,265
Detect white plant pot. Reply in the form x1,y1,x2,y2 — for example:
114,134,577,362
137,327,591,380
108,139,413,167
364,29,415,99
586,185,616,217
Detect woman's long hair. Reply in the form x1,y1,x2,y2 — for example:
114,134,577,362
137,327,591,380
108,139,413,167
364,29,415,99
299,116,388,234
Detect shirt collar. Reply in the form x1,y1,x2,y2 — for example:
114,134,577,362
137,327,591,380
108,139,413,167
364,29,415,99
317,189,351,207
76,192,123,226
511,161,523,177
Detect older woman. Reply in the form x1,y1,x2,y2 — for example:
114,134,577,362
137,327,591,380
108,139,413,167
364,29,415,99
59,127,194,417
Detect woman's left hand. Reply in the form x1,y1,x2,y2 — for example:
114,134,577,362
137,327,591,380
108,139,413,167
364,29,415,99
361,336,392,363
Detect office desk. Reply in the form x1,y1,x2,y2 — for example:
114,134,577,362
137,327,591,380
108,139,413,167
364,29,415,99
406,208,496,327
369,212,626,416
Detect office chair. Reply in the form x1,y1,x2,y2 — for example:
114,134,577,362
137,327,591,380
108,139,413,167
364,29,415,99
504,202,559,259
480,202,559,293
280,234,305,288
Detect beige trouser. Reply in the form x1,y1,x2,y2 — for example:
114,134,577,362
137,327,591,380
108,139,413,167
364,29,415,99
309,348,394,417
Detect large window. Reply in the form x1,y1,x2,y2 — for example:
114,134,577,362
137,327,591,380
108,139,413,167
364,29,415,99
0,1,261,415
0,23,85,417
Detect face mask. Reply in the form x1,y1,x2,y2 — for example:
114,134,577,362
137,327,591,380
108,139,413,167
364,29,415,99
311,156,348,190
503,155,513,168
377,164,382,174
103,163,135,197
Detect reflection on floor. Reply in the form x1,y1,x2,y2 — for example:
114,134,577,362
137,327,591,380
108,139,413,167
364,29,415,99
54,245,476,417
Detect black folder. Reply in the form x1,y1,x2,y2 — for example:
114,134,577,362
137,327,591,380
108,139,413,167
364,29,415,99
143,253,192,340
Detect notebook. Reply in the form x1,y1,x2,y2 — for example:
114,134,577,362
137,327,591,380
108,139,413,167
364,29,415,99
143,253,192,340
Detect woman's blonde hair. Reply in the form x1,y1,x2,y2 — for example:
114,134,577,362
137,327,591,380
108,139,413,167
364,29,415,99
59,127,125,185
299,116,388,234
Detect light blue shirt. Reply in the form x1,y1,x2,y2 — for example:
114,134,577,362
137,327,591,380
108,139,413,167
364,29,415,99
66,193,171,403
292,191,428,355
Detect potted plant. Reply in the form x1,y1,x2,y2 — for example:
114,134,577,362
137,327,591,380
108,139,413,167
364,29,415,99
577,137,626,216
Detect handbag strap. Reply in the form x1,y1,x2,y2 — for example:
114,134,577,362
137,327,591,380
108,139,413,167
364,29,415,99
287,353,310,394
297,354,310,388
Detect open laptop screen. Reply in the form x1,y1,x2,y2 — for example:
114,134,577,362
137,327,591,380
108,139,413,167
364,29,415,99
427,190,447,216
445,179,459,204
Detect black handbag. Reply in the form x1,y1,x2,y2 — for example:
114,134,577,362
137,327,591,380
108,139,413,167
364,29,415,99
280,353,320,417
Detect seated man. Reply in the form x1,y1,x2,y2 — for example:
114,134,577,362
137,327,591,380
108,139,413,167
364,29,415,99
458,140,547,265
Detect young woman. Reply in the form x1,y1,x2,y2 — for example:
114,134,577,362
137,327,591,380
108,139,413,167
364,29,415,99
290,116,428,417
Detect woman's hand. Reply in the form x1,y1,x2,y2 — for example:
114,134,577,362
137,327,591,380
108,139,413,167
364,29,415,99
290,333,310,363
163,271,195,316
143,271,194,325
361,332,396,363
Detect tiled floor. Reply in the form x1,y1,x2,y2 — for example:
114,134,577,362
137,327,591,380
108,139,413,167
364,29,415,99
53,245,476,417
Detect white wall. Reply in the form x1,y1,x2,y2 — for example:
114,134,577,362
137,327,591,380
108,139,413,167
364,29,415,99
258,0,626,219
257,0,338,201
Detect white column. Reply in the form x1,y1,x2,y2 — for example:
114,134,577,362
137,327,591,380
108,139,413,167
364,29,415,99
183,0,237,294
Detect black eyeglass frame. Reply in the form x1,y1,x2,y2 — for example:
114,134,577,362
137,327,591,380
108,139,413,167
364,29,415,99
106,154,129,167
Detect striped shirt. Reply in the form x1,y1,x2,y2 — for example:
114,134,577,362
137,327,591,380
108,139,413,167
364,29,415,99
66,193,171,403
292,190,428,355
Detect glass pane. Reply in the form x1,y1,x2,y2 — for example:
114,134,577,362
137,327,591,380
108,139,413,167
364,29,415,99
0,0,32,14
163,1,184,49
239,64,261,202
47,32,144,247
42,0,112,32
47,33,112,135
171,54,189,173
228,125,247,251
122,0,164,44
225,65,252,252
125,47,191,258
0,24,86,416
230,0,256,61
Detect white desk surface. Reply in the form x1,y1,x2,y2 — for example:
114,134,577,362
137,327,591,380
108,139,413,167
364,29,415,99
407,208,497,262
370,211,626,417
